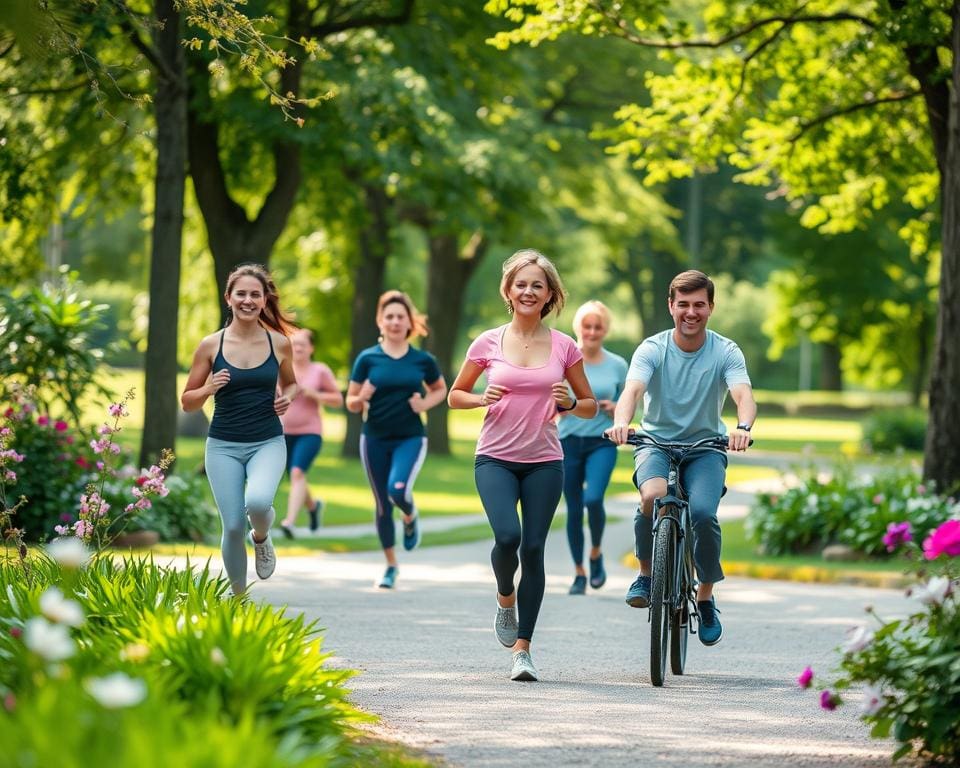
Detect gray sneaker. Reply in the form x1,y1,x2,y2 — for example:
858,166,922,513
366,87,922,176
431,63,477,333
510,650,538,681
494,599,518,647
250,531,276,579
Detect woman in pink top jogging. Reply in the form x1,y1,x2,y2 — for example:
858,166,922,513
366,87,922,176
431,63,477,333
278,328,344,539
448,249,597,682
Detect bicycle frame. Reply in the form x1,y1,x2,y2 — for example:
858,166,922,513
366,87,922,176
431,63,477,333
624,432,729,686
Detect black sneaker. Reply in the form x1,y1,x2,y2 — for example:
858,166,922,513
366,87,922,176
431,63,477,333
280,524,295,540
697,597,723,646
308,499,324,531
589,554,607,589
568,575,587,595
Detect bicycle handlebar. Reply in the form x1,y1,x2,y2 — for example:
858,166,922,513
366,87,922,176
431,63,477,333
602,431,753,451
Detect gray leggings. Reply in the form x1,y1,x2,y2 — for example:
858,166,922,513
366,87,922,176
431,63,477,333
205,435,286,592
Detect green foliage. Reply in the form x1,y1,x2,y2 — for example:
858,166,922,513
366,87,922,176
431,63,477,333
0,268,114,422
806,523,960,764
862,408,928,453
0,555,418,767
746,463,958,557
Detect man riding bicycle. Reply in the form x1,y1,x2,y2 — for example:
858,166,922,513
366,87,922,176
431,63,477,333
606,270,756,646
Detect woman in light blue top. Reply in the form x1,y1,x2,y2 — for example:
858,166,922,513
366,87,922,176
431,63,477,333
558,301,628,595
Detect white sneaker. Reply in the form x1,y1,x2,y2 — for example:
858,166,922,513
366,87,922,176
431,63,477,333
494,600,518,647
510,650,538,682
250,531,276,579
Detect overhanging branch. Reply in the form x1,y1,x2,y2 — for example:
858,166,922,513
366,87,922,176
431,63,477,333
311,0,415,37
791,90,922,140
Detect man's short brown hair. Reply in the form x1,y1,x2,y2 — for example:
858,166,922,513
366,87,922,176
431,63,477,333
669,270,714,304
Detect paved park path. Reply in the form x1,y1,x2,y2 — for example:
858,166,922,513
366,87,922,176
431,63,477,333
248,476,912,768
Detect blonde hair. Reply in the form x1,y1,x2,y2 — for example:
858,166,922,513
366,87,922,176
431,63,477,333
572,300,611,337
376,290,429,339
499,249,566,318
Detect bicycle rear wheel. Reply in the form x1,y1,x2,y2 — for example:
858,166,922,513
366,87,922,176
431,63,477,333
650,514,675,687
670,542,694,674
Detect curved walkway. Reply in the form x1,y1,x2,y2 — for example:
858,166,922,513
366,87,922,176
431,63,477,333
252,498,911,767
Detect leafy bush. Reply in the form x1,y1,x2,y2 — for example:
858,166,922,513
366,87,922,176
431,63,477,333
861,407,927,453
4,399,91,541
746,463,959,557
0,553,426,768
0,267,114,422
798,519,960,763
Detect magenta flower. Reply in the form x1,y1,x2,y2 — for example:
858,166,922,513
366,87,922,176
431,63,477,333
797,666,814,688
882,521,912,552
108,403,128,418
923,519,960,560
54,420,68,432
37,415,50,426
820,690,841,710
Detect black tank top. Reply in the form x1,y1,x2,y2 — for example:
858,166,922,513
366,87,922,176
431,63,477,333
207,329,283,443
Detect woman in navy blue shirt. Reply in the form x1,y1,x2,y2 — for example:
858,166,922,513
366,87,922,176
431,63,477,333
346,290,447,589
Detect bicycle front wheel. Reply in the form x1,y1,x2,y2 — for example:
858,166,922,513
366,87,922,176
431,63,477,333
650,514,675,687
670,542,694,674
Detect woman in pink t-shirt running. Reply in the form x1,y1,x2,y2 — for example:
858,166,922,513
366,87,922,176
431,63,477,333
277,328,343,538
448,249,597,682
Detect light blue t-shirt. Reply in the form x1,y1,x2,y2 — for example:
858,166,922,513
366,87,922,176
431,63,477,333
627,329,751,441
558,349,628,439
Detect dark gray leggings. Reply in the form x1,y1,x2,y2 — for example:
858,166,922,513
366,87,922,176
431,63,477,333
475,455,563,641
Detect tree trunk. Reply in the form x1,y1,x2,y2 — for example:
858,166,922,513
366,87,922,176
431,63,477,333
818,342,843,391
923,2,960,490
342,184,392,458
140,0,186,468
422,230,488,456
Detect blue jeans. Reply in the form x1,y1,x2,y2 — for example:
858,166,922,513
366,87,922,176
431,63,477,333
633,446,727,584
205,435,286,593
561,436,617,566
359,434,428,549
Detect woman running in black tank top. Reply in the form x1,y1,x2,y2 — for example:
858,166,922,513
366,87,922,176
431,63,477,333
181,264,298,595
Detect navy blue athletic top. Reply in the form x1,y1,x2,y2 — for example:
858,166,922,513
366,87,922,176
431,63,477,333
349,344,442,439
208,329,283,443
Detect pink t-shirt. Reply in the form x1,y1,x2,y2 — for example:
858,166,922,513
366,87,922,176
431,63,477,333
281,362,338,435
467,325,583,462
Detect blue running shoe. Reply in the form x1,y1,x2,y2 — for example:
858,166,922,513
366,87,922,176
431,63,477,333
589,554,607,589
402,511,421,551
625,575,651,608
697,597,723,645
569,575,587,595
378,565,398,589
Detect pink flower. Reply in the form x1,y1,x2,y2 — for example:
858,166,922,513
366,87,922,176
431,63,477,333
872,493,884,505
98,424,114,436
108,403,128,418
65,435,74,445
882,522,912,552
797,666,814,688
923,519,960,560
37,415,49,426
0,427,10,436
54,420,68,432
3,693,14,712
9,626,22,639
916,484,927,495
820,690,841,710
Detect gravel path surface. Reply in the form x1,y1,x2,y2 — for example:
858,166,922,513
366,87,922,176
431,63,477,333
251,499,911,768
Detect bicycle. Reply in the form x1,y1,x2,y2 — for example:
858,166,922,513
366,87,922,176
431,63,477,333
610,431,738,687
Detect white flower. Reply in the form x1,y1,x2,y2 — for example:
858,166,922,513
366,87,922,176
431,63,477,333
911,576,951,606
23,617,75,661
39,587,85,627
85,673,147,708
858,684,884,716
209,647,227,666
841,625,874,655
45,537,91,569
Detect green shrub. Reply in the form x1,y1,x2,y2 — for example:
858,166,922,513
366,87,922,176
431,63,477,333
746,463,959,557
4,400,92,541
0,554,421,767
861,407,927,453
800,520,960,764
0,268,114,422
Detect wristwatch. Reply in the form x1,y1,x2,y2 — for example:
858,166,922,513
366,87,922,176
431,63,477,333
736,423,752,432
